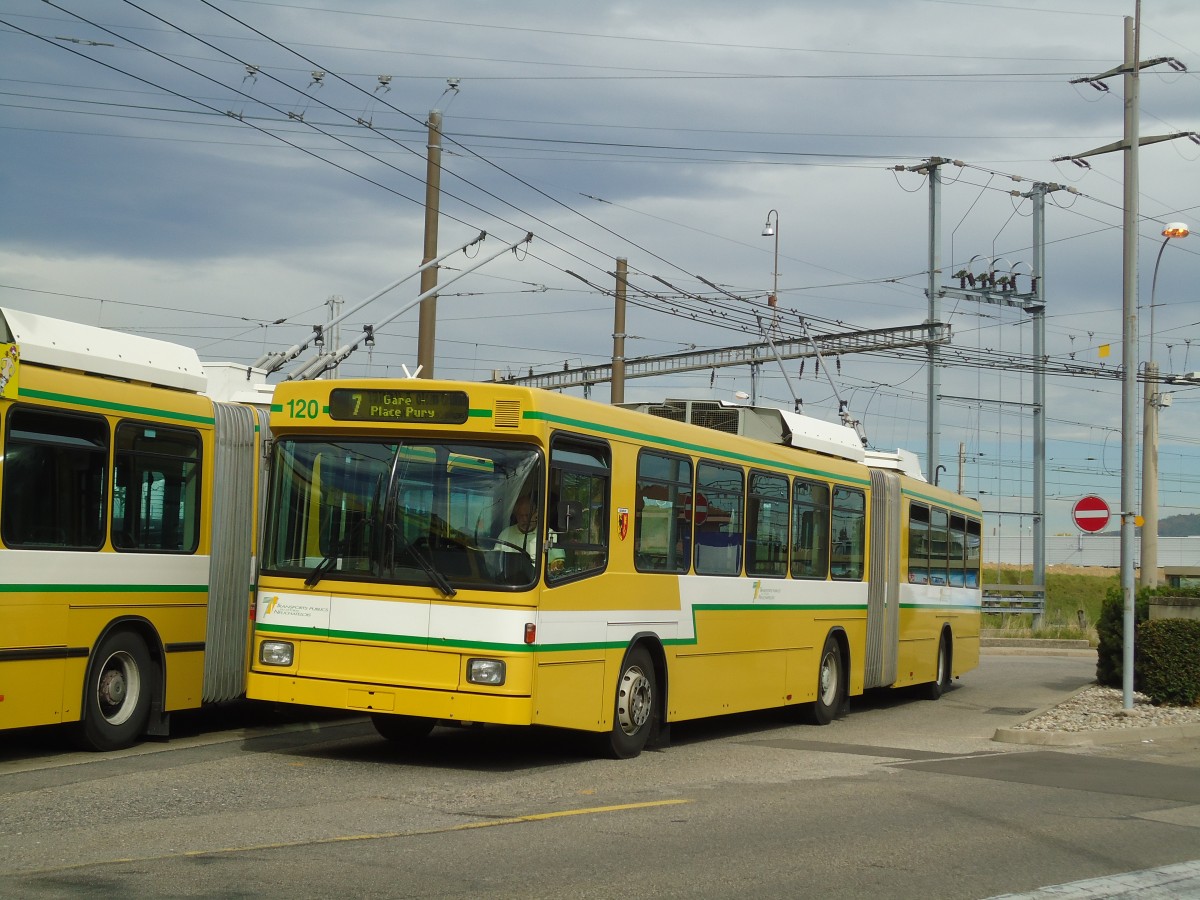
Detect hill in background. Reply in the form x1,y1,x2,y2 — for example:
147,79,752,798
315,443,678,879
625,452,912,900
1098,512,1200,538
1158,513,1200,537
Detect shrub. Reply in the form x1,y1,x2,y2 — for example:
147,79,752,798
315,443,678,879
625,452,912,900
1137,618,1200,707
1095,586,1149,688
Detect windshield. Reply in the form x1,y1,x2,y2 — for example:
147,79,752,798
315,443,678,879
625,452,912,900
262,439,544,591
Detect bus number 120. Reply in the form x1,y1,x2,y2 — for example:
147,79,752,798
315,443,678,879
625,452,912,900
285,398,321,419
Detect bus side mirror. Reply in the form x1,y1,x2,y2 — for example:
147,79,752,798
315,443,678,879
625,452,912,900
556,499,582,532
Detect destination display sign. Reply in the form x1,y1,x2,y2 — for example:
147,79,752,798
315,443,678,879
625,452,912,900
327,388,470,424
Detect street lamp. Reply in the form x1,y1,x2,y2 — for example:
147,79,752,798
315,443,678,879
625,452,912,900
1140,222,1190,588
762,210,779,319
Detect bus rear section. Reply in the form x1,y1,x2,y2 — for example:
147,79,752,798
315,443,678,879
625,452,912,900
0,308,264,750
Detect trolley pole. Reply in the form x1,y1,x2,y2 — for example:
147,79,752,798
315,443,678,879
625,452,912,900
416,109,443,378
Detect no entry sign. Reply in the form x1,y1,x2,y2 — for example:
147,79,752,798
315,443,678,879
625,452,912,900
1072,495,1110,533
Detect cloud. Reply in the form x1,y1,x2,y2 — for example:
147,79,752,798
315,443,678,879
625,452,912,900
2,0,1198,533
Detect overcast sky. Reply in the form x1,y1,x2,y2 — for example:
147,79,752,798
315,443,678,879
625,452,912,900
2,0,1198,536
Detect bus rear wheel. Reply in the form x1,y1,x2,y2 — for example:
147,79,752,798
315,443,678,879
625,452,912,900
76,630,155,752
371,713,436,744
602,645,656,759
808,634,843,726
923,632,951,700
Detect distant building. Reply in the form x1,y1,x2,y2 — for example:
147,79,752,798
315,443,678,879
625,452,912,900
984,534,1200,570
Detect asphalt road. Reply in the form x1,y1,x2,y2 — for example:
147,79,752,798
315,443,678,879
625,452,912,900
2,651,1198,899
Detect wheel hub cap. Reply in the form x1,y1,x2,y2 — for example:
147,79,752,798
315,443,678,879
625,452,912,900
617,666,652,735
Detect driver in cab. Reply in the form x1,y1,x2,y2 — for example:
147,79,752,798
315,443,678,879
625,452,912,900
498,494,539,561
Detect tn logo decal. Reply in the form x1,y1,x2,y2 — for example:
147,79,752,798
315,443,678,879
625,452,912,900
263,595,280,615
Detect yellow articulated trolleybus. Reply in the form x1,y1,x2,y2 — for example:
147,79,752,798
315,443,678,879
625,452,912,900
249,380,982,758
0,308,270,750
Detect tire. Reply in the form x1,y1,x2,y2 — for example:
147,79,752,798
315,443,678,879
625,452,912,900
923,632,951,701
601,645,657,759
808,633,843,726
76,630,155,752
371,713,436,743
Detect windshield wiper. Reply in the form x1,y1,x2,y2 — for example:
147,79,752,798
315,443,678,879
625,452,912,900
303,553,339,588
390,526,457,598
304,514,369,587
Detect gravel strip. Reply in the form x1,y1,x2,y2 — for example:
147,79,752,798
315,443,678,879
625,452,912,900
1012,685,1200,734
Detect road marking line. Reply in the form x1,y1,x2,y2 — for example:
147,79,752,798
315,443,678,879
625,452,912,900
8,799,693,877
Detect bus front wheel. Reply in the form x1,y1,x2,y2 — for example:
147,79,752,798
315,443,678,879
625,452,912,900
372,713,436,744
808,634,843,726
602,645,656,759
76,630,155,752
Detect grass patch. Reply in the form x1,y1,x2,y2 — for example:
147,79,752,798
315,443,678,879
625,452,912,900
982,566,1118,644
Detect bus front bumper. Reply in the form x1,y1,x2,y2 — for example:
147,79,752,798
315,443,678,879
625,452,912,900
245,670,535,726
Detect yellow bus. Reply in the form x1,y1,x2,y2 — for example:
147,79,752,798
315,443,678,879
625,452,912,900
249,381,981,757
0,308,269,750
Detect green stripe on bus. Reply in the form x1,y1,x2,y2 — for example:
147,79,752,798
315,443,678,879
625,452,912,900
524,410,872,486
255,623,538,652
0,583,208,594
254,600,876,653
18,388,214,425
900,602,980,611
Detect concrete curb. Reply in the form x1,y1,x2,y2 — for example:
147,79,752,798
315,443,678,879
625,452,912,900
981,638,1092,650
981,637,1096,659
983,647,1096,658
994,721,1200,746
990,680,1200,746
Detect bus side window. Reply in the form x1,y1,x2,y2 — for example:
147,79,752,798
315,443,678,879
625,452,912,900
112,422,202,553
634,450,691,574
830,486,865,581
746,471,787,578
908,502,930,584
965,517,982,588
694,460,743,576
948,513,967,587
1,406,107,550
547,436,610,583
791,478,829,579
929,507,949,586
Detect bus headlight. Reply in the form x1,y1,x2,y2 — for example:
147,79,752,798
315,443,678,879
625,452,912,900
260,640,294,666
467,658,505,685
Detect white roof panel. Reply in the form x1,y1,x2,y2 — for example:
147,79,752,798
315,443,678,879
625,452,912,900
777,409,866,463
1,307,206,392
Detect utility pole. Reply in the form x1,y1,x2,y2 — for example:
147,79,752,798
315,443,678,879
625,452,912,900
896,156,952,478
1054,5,1190,710
416,109,443,378
1030,186,1048,600
325,295,343,372
1119,14,1142,713
612,258,628,404
1142,362,1160,586
1142,224,1191,587
920,158,945,479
